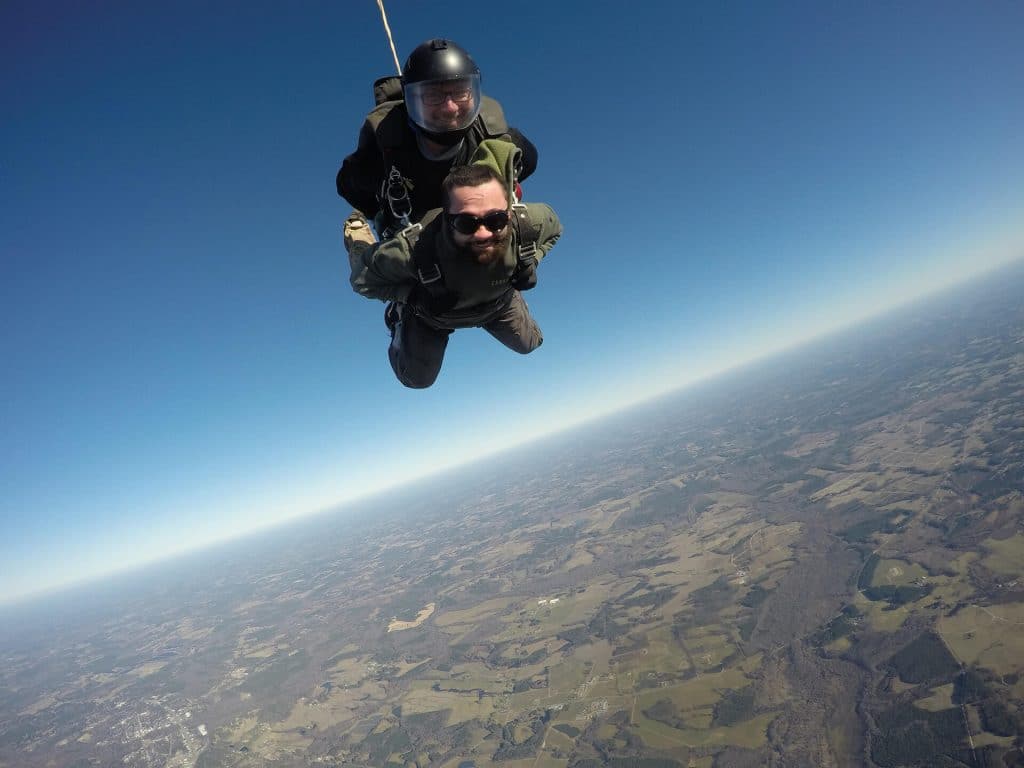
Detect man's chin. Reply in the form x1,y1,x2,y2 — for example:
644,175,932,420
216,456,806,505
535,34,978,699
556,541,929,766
456,232,509,264
474,247,500,264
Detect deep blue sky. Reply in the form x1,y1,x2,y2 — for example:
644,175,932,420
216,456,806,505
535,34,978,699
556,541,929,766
2,1,1022,604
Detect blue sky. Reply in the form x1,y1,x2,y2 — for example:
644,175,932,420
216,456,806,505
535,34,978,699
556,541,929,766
2,1,1022,605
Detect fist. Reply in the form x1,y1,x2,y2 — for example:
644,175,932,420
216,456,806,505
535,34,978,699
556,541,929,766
343,211,376,259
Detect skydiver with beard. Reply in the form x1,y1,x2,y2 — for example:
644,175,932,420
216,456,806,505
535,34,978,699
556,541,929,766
344,140,561,389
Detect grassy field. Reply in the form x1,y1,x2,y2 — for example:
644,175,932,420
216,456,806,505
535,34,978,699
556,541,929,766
636,665,753,722
683,625,738,665
387,602,435,632
633,710,775,749
913,683,954,712
925,552,979,609
825,636,852,654
870,559,927,588
855,592,912,632
809,472,885,507
982,533,1024,578
400,680,493,725
938,602,1024,676
434,597,517,629
324,654,370,685
548,657,594,701
435,670,508,694
971,731,1016,748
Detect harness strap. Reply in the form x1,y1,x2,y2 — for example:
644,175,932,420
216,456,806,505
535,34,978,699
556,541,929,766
406,221,452,302
375,165,413,240
384,167,412,222
511,204,541,270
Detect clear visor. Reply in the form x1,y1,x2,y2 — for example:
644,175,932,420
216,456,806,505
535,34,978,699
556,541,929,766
404,75,482,135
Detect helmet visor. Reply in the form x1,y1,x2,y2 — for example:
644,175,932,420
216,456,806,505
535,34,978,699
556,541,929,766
404,75,481,135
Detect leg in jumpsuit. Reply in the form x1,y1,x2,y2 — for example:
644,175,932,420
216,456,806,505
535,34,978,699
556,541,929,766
388,291,542,389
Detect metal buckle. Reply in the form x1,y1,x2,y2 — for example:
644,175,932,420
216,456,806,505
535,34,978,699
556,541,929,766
417,263,442,285
385,167,412,220
399,221,421,244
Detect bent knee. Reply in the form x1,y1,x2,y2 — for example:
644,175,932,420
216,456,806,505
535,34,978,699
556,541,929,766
510,333,542,355
389,337,444,389
394,365,441,389
399,377,436,389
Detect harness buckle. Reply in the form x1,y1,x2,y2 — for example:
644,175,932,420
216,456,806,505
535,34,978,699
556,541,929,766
399,221,422,244
385,167,412,222
417,262,442,285
511,204,538,263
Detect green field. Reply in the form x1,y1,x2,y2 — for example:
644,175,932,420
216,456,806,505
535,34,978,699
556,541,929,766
870,559,927,588
982,534,1024,578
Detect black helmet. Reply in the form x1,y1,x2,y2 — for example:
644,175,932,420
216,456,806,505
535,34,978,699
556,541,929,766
402,39,482,145
403,38,480,85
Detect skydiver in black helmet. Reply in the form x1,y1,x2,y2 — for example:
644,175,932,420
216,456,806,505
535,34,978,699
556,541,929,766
336,38,538,237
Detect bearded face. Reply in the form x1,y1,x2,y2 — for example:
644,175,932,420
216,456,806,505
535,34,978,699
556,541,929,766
453,221,510,265
446,179,511,265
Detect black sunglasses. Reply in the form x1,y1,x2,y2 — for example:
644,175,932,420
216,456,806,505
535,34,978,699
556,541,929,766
448,210,510,235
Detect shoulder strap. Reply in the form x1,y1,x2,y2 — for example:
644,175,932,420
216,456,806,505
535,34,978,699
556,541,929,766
477,95,510,137
405,211,449,297
408,222,440,287
509,204,542,290
511,204,541,266
367,104,415,231
367,101,409,153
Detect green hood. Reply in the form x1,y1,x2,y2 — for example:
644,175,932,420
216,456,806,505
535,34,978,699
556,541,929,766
469,138,521,201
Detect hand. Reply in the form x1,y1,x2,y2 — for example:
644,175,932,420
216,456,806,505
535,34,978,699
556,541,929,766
511,260,537,291
343,211,376,258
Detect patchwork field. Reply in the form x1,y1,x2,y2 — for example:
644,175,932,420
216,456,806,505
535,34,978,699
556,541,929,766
4,265,1024,767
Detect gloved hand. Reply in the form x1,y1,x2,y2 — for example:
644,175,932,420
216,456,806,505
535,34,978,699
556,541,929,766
511,259,538,291
343,211,376,259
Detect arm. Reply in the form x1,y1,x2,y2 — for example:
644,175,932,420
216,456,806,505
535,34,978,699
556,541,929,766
349,230,418,303
506,128,538,182
336,120,386,219
510,203,561,291
527,203,562,263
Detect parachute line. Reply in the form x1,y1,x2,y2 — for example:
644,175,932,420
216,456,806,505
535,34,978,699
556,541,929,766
375,0,402,76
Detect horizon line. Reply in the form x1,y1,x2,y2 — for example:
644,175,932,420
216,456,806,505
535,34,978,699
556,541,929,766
3,252,1022,610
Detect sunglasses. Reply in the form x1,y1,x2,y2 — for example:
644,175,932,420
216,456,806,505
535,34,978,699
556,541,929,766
448,210,510,235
